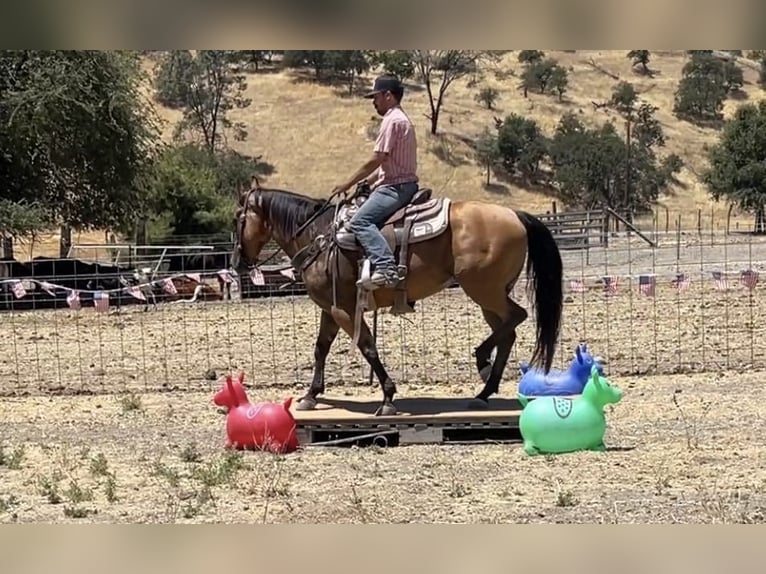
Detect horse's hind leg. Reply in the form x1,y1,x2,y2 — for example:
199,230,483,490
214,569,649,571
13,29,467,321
296,309,341,411
330,305,398,416
468,299,528,408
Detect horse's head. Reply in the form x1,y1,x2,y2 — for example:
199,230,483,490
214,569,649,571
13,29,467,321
581,364,623,410
572,342,605,376
213,371,249,410
232,176,273,270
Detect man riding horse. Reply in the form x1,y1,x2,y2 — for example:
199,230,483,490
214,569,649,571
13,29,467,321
331,74,419,290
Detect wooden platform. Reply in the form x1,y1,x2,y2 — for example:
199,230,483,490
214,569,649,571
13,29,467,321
290,395,524,447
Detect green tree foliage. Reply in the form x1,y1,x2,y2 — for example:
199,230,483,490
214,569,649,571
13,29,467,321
518,50,545,65
673,52,732,122
0,50,161,241
627,50,651,73
610,81,638,114
494,114,547,181
124,143,262,242
548,113,680,213
474,86,500,109
474,128,501,186
154,50,195,108
282,50,372,92
519,58,568,98
370,51,416,80
154,50,252,154
703,100,766,233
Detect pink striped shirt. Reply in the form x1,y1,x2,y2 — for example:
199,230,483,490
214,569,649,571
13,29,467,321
372,106,418,188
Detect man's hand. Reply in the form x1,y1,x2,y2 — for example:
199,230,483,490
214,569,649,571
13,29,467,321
330,184,351,198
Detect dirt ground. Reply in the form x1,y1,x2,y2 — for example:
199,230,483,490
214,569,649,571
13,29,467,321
0,369,764,524
2,234,765,523
1,272,765,523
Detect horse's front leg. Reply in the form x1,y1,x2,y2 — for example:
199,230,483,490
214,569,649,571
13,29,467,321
296,309,341,411
330,304,397,416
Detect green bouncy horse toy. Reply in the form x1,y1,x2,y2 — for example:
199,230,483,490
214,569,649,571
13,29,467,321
518,365,623,456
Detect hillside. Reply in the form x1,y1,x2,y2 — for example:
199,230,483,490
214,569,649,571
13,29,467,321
25,50,766,260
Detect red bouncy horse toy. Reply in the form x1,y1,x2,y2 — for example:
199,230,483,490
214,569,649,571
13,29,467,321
213,371,300,453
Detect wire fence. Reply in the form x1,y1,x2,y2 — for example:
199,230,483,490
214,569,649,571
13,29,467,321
1,230,765,398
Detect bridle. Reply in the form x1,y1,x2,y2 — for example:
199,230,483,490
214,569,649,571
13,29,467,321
234,179,285,272
234,177,367,289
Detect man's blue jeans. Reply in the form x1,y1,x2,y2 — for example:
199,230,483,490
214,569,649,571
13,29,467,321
346,181,419,274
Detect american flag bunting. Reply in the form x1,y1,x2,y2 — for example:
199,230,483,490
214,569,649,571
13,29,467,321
569,278,585,293
250,267,265,285
127,286,146,301
66,289,81,310
10,280,26,299
161,278,177,295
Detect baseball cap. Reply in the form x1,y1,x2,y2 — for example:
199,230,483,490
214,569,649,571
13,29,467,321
364,75,404,98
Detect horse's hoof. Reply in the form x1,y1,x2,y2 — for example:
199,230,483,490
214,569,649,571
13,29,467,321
467,398,490,410
295,397,318,411
375,403,397,416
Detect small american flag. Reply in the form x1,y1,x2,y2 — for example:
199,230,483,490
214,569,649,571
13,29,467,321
67,290,81,310
740,269,759,290
671,272,691,291
217,269,233,284
185,273,201,283
249,267,265,285
93,291,109,313
161,278,177,295
638,274,656,296
711,271,728,290
10,280,26,299
569,278,585,293
602,275,618,294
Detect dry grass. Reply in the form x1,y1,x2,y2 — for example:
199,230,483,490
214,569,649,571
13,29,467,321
0,369,764,524
24,50,766,260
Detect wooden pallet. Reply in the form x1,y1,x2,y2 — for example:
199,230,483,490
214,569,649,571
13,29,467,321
290,395,524,447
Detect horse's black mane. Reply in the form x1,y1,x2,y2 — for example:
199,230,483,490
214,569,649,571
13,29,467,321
258,187,332,240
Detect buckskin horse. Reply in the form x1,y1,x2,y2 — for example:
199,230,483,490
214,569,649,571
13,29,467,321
232,178,564,416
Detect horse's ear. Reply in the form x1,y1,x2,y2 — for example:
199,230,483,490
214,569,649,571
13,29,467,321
251,174,262,190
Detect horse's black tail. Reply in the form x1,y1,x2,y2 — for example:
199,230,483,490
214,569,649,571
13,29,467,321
516,210,563,374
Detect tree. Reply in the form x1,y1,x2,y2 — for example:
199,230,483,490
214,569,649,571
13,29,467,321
474,128,501,186
411,50,499,135
371,51,416,80
547,113,679,213
673,52,730,122
519,58,565,97
0,50,162,256
282,50,372,92
518,50,545,65
626,50,651,74
610,81,638,115
702,100,766,233
494,114,547,181
549,66,569,101
154,50,252,154
474,86,500,109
